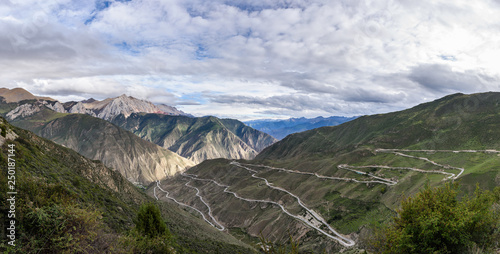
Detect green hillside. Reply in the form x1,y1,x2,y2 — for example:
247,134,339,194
156,92,500,253
258,92,500,160
0,117,255,253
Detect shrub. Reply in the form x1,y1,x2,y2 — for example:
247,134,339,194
135,202,170,238
122,202,177,253
367,183,500,254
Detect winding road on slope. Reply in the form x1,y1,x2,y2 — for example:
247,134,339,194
154,180,224,231
237,162,397,185
375,149,468,179
154,148,499,247
182,170,356,247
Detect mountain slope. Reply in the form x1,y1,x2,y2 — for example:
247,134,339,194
246,116,357,140
257,92,500,160
0,87,54,103
155,92,500,253
0,117,255,253
111,113,277,164
1,100,194,185
0,88,275,165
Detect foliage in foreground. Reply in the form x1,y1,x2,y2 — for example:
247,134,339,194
366,183,500,254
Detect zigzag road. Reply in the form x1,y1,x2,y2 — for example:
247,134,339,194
154,149,498,247
182,170,356,247
237,162,397,185
375,149,471,179
184,180,226,231
154,180,224,231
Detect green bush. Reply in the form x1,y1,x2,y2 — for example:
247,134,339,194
120,202,177,253
367,183,500,254
135,202,170,238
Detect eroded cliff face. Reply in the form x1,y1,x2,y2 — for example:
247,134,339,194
9,110,194,186
172,128,259,164
6,103,42,120
39,114,194,185
112,114,277,164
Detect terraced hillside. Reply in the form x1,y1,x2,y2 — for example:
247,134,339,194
152,92,500,253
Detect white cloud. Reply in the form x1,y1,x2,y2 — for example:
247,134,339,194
1,0,500,119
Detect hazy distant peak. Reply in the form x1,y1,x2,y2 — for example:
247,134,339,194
81,98,96,103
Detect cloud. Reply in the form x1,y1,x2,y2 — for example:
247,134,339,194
1,0,500,119
408,64,499,94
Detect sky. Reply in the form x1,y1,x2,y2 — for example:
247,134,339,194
1,0,500,120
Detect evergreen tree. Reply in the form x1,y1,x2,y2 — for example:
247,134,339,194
136,202,169,238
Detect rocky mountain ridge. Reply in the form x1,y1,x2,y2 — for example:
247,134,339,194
112,114,277,164
1,87,276,181
1,98,194,185
1,88,190,121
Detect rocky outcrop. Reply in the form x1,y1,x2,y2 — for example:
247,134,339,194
68,101,96,116
6,103,42,120
42,100,66,113
157,104,193,117
89,94,162,120
62,94,190,121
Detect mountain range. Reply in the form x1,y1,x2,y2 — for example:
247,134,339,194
1,87,499,252
246,116,357,140
0,87,275,185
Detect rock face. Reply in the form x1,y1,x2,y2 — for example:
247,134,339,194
112,114,277,164
0,90,190,122
43,100,66,113
6,100,67,120
6,103,42,120
68,101,96,116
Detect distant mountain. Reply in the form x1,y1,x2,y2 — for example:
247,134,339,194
0,88,191,121
0,87,54,103
258,92,500,160
1,100,194,185
112,113,277,164
0,116,255,253
62,94,191,120
246,116,357,140
0,87,275,178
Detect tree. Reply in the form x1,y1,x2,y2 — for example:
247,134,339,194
367,183,500,254
136,202,170,238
